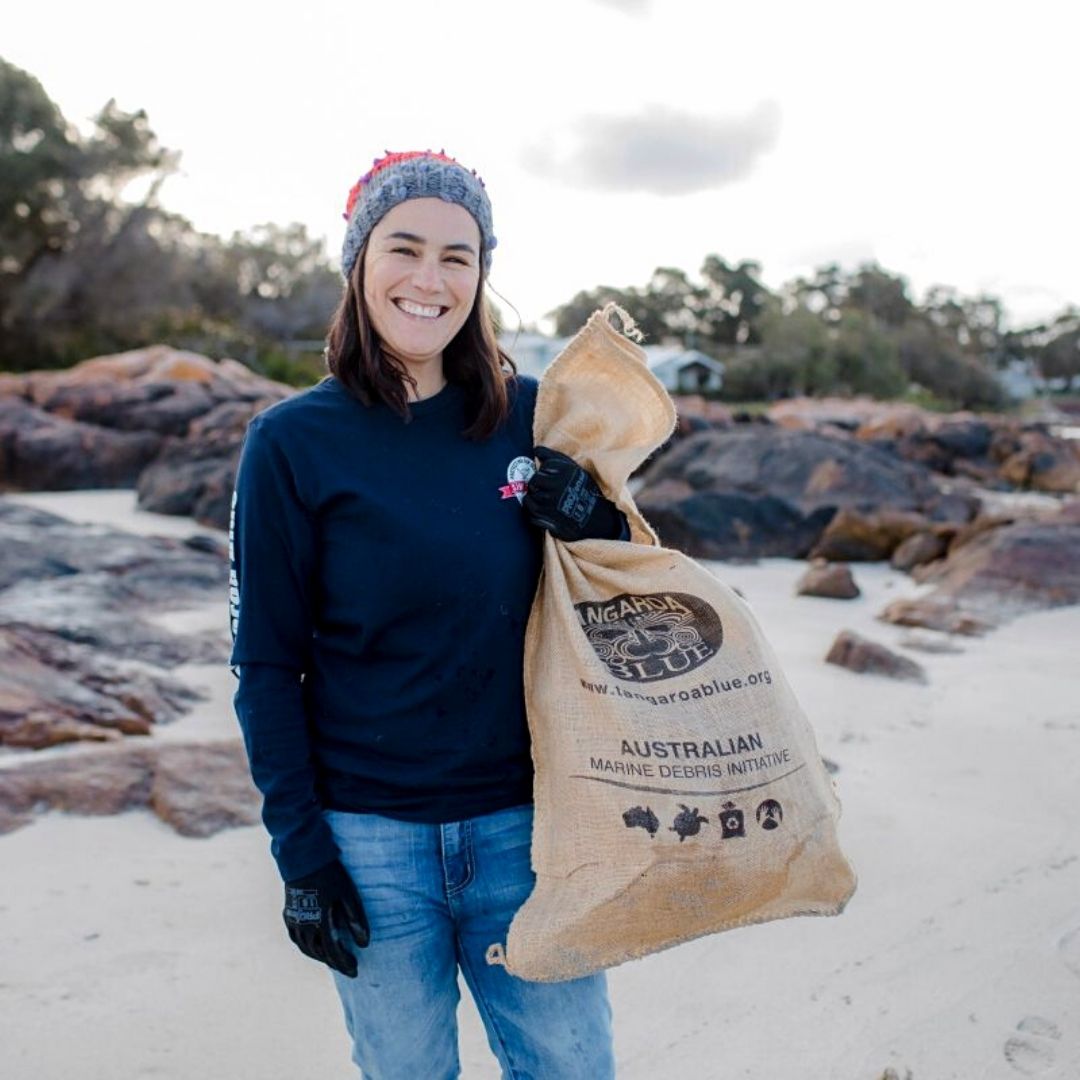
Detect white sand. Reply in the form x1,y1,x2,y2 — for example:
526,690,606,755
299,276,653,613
3,492,1079,1079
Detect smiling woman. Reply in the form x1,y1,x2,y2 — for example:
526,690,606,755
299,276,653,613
325,152,512,438
227,149,624,1078
362,198,481,391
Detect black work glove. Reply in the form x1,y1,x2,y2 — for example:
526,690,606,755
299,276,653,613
283,859,370,979
522,446,627,543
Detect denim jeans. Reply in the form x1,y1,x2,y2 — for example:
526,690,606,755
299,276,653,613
323,803,616,1080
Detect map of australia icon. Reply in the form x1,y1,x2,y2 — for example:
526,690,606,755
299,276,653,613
622,806,660,836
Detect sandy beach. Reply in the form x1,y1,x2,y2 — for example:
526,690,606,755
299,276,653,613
3,491,1078,1079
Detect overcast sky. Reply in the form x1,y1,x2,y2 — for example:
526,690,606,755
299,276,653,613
6,0,1078,331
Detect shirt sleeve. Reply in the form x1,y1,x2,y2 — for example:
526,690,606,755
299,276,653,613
228,415,340,881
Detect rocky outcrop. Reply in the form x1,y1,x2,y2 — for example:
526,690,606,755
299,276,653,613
136,399,261,527
0,740,260,837
636,483,834,559
0,493,252,838
809,508,932,562
825,630,928,683
636,427,942,559
0,499,229,749
997,429,1080,493
890,531,950,571
878,597,993,637
771,397,1080,496
0,624,207,749
0,396,163,489
879,505,1080,633
796,561,860,599
0,345,291,527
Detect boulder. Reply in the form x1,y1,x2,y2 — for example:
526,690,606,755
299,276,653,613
809,507,930,562
768,397,929,433
150,742,262,838
0,498,227,748
136,399,263,529
824,630,928,682
670,394,735,428
636,427,941,559
642,491,834,560
29,376,217,436
0,740,260,838
999,430,1080,493
639,428,940,515
796,561,860,599
0,397,163,489
880,509,1080,632
17,345,288,431
0,744,153,827
0,347,291,524
0,625,205,749
878,597,992,636
922,489,981,525
927,417,995,460
917,516,1080,613
890,531,950,572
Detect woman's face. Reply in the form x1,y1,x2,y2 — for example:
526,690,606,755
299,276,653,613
362,197,482,374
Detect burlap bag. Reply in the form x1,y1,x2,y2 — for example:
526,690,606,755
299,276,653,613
486,305,857,983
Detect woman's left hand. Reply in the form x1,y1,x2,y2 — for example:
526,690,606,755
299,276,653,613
522,446,628,542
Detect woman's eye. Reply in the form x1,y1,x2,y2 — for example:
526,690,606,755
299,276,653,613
445,256,469,266
392,247,417,256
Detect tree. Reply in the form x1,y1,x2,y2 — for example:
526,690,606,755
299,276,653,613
0,56,179,367
1029,309,1080,384
896,320,1007,409
549,284,654,339
0,57,342,376
924,285,1006,362
786,263,846,323
755,301,835,395
830,311,907,398
845,263,914,328
697,256,771,345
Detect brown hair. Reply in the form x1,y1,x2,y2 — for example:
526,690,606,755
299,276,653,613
325,240,517,439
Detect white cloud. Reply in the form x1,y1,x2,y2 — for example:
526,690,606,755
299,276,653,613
524,102,781,196
590,0,652,13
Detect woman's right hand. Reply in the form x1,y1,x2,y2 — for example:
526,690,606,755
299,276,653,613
283,859,370,978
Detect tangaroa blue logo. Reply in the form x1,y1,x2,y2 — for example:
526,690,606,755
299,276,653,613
574,591,724,683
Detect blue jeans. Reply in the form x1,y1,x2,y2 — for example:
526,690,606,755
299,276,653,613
323,803,616,1080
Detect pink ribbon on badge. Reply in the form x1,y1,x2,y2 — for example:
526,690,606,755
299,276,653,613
499,480,528,499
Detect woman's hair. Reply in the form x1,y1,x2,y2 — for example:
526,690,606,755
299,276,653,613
325,239,518,439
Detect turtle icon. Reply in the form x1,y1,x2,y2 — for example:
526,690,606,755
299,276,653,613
670,804,708,842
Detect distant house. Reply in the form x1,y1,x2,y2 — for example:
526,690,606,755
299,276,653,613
498,333,569,379
995,358,1047,401
499,334,725,393
642,347,725,394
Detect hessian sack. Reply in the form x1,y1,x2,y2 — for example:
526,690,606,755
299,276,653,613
486,305,857,983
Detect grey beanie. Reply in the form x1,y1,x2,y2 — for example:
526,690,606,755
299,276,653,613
340,150,496,282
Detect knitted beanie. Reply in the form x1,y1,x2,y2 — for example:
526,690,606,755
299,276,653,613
340,150,496,282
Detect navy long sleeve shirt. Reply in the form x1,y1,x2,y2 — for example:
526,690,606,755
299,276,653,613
229,374,543,880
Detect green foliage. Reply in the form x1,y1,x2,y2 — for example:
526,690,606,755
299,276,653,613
257,347,327,388
0,56,339,374
548,254,1041,408
1012,307,1080,383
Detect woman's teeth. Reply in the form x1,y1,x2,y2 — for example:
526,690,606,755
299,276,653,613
395,299,443,319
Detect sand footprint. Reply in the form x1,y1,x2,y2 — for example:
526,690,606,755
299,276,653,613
1004,1016,1062,1075
1059,925,1080,980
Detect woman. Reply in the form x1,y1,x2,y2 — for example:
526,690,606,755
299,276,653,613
228,150,624,1078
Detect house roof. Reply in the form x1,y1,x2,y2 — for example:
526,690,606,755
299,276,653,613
499,334,725,375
